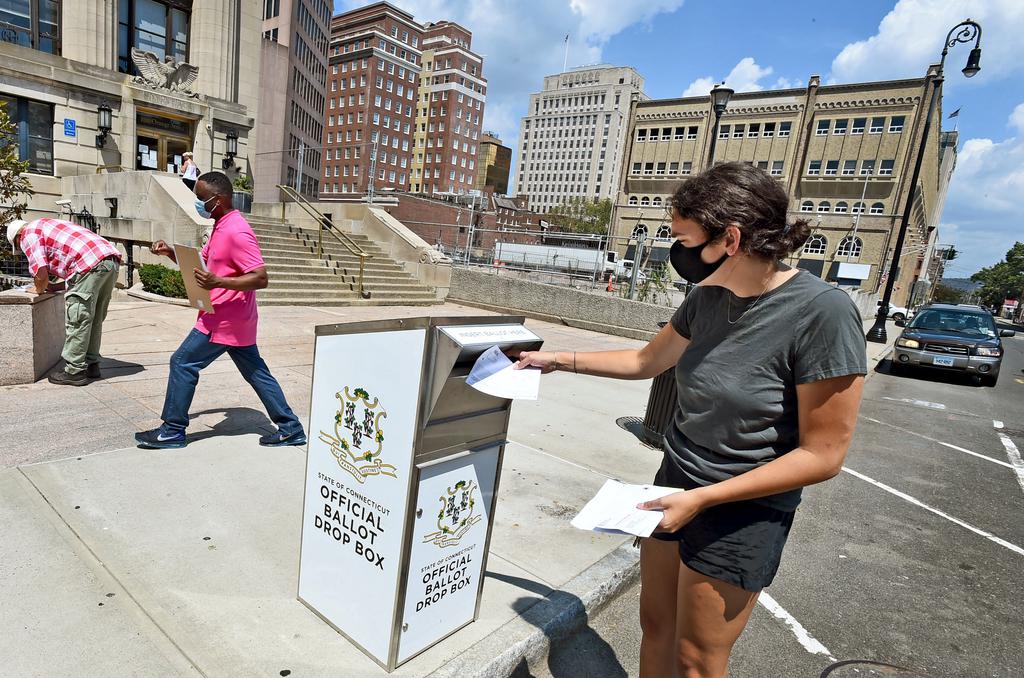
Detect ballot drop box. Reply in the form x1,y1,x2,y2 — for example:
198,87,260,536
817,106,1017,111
298,316,543,671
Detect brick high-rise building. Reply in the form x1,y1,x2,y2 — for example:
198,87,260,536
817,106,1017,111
409,21,487,196
320,2,423,197
319,3,487,199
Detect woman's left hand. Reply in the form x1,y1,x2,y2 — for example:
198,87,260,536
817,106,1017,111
637,490,707,532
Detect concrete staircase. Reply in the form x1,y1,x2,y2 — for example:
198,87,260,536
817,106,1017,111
248,215,442,307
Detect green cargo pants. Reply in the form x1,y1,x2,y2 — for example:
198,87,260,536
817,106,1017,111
62,258,119,375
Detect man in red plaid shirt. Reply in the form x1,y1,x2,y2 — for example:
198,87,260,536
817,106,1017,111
7,218,122,385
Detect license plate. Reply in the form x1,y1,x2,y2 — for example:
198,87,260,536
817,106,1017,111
932,355,955,367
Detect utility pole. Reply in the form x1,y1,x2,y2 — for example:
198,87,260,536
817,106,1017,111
367,137,379,205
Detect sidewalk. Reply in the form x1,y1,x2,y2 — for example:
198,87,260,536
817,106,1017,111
0,298,897,677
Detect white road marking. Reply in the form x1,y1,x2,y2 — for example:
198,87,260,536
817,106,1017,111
994,420,1024,496
861,417,1013,469
882,396,946,410
758,592,836,661
842,467,1024,557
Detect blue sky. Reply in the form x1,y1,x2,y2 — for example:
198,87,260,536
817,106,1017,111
336,0,1024,278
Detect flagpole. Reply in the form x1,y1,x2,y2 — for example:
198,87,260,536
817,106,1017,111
563,34,569,72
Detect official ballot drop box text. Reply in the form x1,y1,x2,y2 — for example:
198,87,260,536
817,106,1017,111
297,316,543,671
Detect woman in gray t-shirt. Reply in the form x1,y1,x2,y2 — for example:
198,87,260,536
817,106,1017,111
516,162,866,677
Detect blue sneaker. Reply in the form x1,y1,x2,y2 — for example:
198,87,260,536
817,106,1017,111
135,427,186,449
259,429,307,447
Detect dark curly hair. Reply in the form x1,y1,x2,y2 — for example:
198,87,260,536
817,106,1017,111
668,162,810,259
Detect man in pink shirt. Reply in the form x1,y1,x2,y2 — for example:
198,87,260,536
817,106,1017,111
135,172,305,449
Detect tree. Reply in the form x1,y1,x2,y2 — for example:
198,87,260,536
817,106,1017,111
546,197,612,235
931,283,964,304
1,104,35,281
970,241,1024,308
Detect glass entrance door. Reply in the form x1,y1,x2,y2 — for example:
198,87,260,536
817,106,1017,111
164,137,190,175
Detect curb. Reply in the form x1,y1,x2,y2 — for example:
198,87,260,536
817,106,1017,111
429,542,641,678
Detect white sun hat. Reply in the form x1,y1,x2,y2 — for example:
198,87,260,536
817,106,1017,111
6,219,28,248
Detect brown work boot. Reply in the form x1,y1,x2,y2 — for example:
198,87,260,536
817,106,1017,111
48,370,90,386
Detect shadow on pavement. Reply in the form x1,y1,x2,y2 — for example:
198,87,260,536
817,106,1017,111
96,356,146,378
484,571,627,678
875,357,992,388
185,407,277,443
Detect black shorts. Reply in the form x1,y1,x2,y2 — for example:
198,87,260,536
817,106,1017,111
651,458,795,592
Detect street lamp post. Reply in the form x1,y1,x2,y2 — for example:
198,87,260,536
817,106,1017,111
705,83,734,167
866,18,982,342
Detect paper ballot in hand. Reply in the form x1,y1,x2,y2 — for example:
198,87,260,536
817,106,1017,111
571,479,679,538
466,345,540,400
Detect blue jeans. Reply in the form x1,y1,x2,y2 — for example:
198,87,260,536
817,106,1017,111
160,329,304,436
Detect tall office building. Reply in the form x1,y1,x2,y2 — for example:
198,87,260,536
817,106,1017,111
319,2,423,196
255,0,331,202
511,65,646,212
408,21,487,196
474,132,511,195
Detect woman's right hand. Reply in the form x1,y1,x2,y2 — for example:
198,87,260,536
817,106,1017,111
514,351,561,374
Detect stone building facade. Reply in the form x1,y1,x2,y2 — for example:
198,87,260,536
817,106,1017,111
255,0,331,202
613,70,953,303
0,0,263,220
511,65,647,213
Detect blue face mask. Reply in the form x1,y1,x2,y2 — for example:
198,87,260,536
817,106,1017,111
194,196,214,219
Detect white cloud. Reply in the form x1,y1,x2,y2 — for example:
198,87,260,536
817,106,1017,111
937,109,1024,274
682,57,778,97
830,0,1024,86
337,0,685,190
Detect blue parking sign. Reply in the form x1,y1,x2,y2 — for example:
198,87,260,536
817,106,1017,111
64,118,76,137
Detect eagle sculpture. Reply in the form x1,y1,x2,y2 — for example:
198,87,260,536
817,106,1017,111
130,47,200,96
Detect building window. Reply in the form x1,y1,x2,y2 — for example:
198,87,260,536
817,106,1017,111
748,124,760,138
802,234,827,255
800,200,814,213
889,116,905,133
817,201,831,213
636,129,647,142
825,160,839,176
656,223,671,239
631,224,648,240
852,201,865,214
833,119,848,135
851,117,866,134
656,162,666,175
628,195,638,205
860,159,875,175
763,122,775,138
879,159,894,176
870,117,885,134
640,196,650,206
778,122,791,138
681,161,693,175
718,125,730,140
653,197,663,207
870,202,884,214
732,125,745,138
842,160,856,176
837,235,862,258
816,120,830,136
834,201,849,214
687,126,698,139
643,162,653,175
118,0,190,74
1,0,61,54
0,95,53,175
770,160,783,176
807,160,821,176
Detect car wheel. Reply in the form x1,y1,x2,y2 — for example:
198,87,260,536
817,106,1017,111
981,373,999,387
892,313,906,323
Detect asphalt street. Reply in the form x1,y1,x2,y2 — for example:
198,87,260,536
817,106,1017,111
521,322,1024,678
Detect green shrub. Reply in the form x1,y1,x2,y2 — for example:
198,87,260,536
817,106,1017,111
138,263,187,298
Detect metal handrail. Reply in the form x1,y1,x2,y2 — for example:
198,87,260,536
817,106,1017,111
275,184,371,299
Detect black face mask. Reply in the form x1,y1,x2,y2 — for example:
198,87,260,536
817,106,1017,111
670,239,727,283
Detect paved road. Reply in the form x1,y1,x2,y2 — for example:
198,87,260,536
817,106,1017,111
520,323,1024,678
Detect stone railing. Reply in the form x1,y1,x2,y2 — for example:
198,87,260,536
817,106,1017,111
0,290,65,385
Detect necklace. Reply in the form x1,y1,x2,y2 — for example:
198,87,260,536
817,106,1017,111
726,272,775,325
